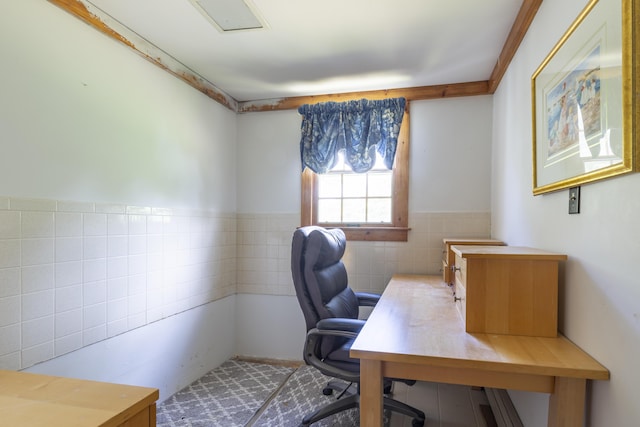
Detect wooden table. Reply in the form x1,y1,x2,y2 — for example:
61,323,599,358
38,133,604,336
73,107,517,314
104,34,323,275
0,370,159,426
350,275,609,427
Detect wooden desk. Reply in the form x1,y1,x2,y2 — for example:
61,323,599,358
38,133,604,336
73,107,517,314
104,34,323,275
350,275,609,427
0,370,159,426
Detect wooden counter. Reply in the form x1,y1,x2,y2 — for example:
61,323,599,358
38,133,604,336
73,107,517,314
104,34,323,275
0,370,159,427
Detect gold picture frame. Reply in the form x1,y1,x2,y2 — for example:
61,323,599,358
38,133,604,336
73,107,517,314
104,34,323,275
531,0,637,195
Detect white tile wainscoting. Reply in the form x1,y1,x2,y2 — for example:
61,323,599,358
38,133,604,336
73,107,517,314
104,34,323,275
236,212,492,296
0,196,236,370
1,195,490,371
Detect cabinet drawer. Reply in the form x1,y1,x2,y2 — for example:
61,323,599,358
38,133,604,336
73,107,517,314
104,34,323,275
454,254,466,286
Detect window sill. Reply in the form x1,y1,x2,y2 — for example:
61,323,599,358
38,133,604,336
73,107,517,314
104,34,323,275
325,226,410,242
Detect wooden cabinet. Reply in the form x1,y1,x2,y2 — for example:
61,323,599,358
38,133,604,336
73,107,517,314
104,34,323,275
452,245,567,338
0,370,159,427
442,238,504,287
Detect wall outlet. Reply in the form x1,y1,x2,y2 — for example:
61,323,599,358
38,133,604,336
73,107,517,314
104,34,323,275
569,186,580,214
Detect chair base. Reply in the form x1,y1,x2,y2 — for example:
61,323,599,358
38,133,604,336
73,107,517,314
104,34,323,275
300,383,425,427
301,393,359,426
323,379,395,397
323,379,354,397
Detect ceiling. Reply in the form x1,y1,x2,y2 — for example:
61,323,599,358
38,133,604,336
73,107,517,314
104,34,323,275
78,0,524,104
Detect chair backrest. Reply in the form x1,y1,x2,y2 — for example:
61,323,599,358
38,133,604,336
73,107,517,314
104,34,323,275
291,226,359,332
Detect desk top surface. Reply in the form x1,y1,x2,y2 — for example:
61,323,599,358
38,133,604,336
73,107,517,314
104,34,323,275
451,245,568,260
0,370,159,427
350,275,608,380
443,238,505,245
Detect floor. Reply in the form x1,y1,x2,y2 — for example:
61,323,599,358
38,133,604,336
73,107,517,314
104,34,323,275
388,380,495,427
157,358,497,427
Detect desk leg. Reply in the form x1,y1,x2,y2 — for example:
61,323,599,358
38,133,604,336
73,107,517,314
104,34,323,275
548,377,586,427
360,359,384,426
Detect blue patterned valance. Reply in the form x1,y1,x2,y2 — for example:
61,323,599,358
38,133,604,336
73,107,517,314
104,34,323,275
298,98,406,173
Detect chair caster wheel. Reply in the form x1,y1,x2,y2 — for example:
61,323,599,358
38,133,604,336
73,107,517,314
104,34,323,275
322,387,333,395
412,418,425,427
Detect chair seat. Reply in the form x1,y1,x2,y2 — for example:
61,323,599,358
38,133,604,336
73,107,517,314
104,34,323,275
325,339,359,373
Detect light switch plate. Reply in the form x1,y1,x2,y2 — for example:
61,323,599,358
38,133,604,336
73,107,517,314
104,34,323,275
569,186,580,214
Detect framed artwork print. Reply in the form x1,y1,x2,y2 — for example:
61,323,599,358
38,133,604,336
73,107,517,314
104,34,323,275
531,0,637,195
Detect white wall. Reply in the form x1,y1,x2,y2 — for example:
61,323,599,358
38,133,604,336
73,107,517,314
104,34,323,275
25,296,237,402
235,294,306,361
409,96,493,212
491,0,639,424
0,0,237,398
0,1,237,211
236,111,302,214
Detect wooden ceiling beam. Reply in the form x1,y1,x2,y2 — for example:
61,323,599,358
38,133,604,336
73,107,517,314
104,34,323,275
237,81,491,112
488,0,544,93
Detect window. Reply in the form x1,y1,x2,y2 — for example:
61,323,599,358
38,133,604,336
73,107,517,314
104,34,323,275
301,107,410,241
317,152,392,224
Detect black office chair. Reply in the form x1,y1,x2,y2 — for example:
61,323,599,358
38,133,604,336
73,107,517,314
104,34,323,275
291,226,426,426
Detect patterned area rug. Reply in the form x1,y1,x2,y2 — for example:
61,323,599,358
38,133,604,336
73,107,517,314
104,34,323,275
157,359,384,426
157,359,295,427
252,364,360,427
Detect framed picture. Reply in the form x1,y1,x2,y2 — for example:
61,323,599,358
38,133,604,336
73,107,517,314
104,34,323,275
531,0,637,195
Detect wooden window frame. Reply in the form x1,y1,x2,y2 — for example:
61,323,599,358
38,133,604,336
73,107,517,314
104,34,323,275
301,104,410,242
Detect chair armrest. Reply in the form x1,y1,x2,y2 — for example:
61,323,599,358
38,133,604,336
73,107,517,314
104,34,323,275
304,325,361,383
355,292,380,307
316,318,365,334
